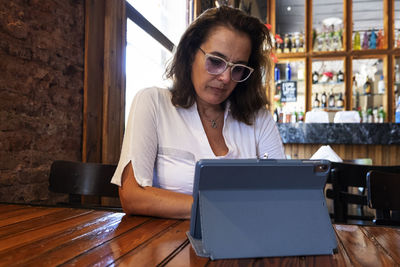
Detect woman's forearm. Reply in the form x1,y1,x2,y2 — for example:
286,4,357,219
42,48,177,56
119,162,193,219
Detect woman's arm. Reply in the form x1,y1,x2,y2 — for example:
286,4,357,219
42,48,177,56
119,161,193,219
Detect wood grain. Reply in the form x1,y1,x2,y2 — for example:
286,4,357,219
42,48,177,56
61,218,178,266
1,204,399,266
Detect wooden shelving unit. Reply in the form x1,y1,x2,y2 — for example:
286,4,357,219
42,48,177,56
267,0,400,122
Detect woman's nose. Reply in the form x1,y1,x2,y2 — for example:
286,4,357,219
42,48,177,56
217,67,232,83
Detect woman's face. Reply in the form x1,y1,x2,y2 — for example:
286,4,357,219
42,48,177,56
191,26,252,108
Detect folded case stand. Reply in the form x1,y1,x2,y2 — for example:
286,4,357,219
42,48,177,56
187,159,337,260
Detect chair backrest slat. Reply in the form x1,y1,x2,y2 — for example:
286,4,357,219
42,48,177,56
49,160,119,198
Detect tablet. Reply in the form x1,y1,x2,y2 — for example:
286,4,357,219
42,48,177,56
187,159,337,260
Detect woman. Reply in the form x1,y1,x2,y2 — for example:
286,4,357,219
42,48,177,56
111,6,285,219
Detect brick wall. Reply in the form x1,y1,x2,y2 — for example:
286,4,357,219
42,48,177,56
0,0,84,204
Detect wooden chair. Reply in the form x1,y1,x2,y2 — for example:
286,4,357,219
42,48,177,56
49,160,121,210
367,170,400,226
325,162,400,224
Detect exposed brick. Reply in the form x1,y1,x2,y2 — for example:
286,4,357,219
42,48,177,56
0,0,84,204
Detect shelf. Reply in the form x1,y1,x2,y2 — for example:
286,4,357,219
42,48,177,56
312,82,344,86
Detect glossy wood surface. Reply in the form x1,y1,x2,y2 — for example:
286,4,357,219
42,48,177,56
0,204,399,266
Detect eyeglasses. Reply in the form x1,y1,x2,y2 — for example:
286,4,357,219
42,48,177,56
198,47,254,82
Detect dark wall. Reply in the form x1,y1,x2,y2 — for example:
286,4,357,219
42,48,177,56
0,0,84,204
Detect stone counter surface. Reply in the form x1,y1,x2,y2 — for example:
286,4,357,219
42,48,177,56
278,123,400,145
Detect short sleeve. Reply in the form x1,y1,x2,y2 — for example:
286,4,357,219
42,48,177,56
254,109,286,159
111,87,159,187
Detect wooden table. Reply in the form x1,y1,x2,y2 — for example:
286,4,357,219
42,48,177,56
1,204,399,266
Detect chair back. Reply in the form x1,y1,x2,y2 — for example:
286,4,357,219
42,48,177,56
49,160,119,198
326,162,400,224
367,170,400,226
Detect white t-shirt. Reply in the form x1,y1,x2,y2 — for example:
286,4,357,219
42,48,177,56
111,87,285,194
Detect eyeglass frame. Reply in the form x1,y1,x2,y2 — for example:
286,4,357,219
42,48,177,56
198,47,254,82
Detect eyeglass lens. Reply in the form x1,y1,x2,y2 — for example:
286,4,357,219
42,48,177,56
205,55,251,82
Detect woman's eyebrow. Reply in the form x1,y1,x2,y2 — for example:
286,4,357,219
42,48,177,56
209,51,248,64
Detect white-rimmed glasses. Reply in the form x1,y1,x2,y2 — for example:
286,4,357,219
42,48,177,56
199,47,254,82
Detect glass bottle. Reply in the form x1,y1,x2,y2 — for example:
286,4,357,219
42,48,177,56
321,91,327,108
377,29,384,49
378,75,385,94
369,29,377,49
285,63,291,81
363,77,372,95
362,31,369,50
336,92,344,108
353,31,361,50
395,96,400,123
313,93,320,108
312,71,319,84
337,70,344,82
328,89,335,108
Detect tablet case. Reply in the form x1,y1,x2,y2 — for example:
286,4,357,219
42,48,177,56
187,159,337,260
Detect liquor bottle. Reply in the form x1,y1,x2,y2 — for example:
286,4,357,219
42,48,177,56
285,63,291,81
313,93,320,108
312,71,319,84
362,31,369,50
378,75,385,94
274,66,280,81
369,29,377,49
353,31,361,50
396,96,400,123
292,34,297,52
377,29,384,49
284,34,290,53
321,91,327,108
287,34,293,52
328,90,335,108
298,32,305,52
363,77,372,95
336,92,344,108
337,70,344,82
397,30,400,48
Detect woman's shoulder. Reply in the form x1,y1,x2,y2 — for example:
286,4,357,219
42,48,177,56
136,86,172,100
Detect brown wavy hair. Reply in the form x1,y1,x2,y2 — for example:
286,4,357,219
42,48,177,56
165,6,272,125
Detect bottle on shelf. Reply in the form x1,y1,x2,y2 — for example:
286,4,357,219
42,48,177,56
396,96,400,123
298,32,305,52
378,75,385,94
362,31,369,50
377,29,384,49
321,91,327,108
336,92,344,108
285,63,291,81
363,76,372,95
378,105,385,123
353,31,361,50
274,65,280,82
395,65,400,83
313,93,320,108
369,29,377,49
328,89,335,108
312,71,319,84
337,70,344,82
397,30,400,48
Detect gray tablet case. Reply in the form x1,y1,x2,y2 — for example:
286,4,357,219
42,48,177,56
187,159,337,260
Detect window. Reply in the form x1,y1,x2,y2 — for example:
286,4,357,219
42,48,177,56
125,1,191,123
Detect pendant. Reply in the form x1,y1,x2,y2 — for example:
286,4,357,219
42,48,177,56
211,120,217,128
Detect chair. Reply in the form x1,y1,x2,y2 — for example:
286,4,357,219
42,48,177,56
325,162,400,224
49,160,120,210
367,170,400,226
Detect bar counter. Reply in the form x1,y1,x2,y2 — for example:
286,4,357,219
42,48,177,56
277,123,400,165
278,123,400,145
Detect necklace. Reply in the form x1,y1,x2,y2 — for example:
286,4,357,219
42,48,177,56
205,113,223,129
